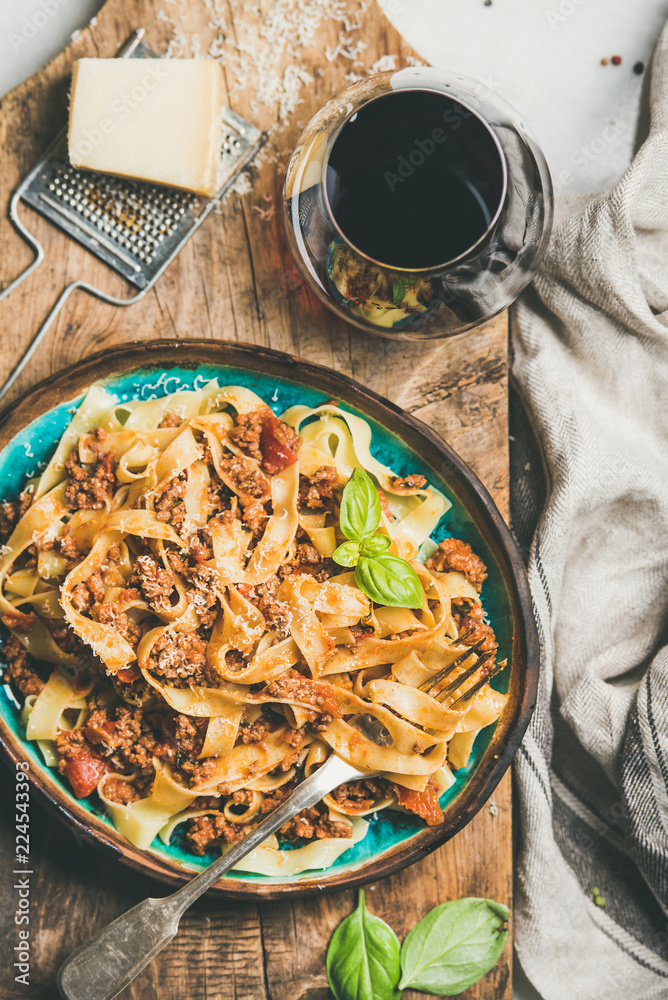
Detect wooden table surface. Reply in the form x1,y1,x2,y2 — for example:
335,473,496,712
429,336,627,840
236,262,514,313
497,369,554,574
0,1,512,997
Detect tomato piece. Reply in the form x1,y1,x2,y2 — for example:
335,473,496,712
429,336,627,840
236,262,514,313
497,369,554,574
116,665,141,684
260,415,300,475
65,748,110,798
2,610,37,632
395,783,444,827
83,718,117,746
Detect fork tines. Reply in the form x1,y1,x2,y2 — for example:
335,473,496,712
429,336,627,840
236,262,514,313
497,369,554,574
421,631,504,708
421,633,486,698
449,658,506,709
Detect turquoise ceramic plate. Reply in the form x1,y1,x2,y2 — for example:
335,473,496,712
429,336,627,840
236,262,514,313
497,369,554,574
0,341,538,898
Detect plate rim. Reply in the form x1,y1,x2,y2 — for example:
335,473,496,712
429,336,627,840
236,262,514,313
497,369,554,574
0,338,539,899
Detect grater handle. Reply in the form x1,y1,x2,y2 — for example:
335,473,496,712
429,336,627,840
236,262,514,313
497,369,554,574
0,190,45,305
0,282,82,405
0,279,149,406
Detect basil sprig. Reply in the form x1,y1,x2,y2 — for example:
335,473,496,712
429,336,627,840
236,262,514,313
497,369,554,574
326,889,401,1000
399,898,509,996
333,468,425,610
326,894,509,1000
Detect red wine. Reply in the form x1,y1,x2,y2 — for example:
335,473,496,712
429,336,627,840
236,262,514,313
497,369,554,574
325,89,505,270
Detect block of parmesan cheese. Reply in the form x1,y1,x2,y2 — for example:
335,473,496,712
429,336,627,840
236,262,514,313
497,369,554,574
68,58,225,197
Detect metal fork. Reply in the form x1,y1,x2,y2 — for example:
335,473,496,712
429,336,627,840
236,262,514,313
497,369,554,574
421,631,504,708
57,718,387,1000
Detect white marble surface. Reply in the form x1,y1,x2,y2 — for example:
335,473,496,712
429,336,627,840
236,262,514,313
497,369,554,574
381,0,668,196
0,0,105,96
2,2,666,998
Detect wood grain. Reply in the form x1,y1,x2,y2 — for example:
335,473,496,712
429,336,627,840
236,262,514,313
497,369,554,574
0,1,512,997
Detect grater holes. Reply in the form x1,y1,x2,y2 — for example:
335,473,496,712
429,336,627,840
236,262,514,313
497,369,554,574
45,160,198,261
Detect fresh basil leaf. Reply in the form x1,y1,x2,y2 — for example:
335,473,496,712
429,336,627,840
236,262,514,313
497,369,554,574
392,279,405,306
356,554,425,609
398,897,509,996
333,540,361,568
340,468,381,543
327,889,402,1000
359,534,391,558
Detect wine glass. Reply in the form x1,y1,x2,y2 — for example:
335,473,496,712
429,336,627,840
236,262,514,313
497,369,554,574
283,67,553,341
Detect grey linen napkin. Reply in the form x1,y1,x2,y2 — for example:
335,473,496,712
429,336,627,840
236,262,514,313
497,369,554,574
510,20,668,1000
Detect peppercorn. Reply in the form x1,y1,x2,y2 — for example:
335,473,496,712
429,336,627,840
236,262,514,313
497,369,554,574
634,61,645,75
611,55,622,66
600,57,609,66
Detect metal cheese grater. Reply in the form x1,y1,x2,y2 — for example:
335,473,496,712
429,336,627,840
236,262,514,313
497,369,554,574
0,29,264,403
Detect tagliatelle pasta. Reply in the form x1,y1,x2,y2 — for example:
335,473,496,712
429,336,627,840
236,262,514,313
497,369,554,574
1,380,507,875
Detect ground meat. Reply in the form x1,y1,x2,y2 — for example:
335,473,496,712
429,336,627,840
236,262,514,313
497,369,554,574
133,553,175,614
84,704,174,773
228,406,271,463
0,491,32,542
70,569,106,614
146,630,210,685
188,529,214,565
1,636,44,696
166,713,206,758
243,577,291,638
55,727,87,763
232,788,254,805
259,782,295,813
330,777,392,813
184,564,219,627
186,813,247,854
102,778,141,804
153,474,187,528
158,411,182,429
54,727,112,797
70,583,92,614
50,626,87,659
311,712,333,732
65,450,117,510
166,550,189,577
223,649,247,673
279,806,351,841
259,415,302,475
112,671,154,708
240,498,269,538
238,716,274,745
84,704,145,754
283,726,306,748
185,758,218,788
453,602,498,655
220,454,271,501
298,466,337,510
279,749,302,771
83,708,118,749
278,541,334,582
264,671,340,718
426,537,488,591
390,474,427,493
54,524,80,564
91,595,144,647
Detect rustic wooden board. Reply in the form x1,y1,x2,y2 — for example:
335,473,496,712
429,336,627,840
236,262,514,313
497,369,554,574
0,1,512,998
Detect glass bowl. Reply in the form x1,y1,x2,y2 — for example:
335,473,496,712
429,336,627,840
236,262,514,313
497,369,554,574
283,67,553,340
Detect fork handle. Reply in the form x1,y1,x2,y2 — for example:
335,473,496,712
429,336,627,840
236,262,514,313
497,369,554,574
57,753,369,1000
